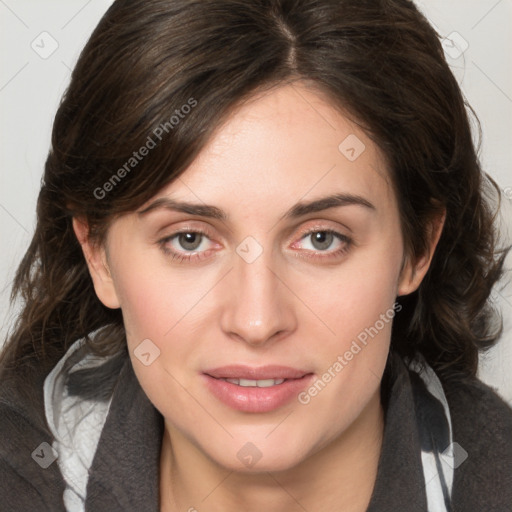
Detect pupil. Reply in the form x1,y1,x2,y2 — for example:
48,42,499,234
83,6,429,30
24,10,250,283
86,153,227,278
313,231,332,250
180,233,200,250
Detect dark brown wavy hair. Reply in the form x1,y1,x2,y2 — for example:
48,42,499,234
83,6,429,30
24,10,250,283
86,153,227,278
1,0,509,390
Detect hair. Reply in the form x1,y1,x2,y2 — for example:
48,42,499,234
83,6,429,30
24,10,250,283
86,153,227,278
1,0,509,392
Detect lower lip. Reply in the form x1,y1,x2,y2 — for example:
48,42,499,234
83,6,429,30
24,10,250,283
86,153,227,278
202,374,315,413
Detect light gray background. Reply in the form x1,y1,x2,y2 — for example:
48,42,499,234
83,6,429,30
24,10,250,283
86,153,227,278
1,1,511,403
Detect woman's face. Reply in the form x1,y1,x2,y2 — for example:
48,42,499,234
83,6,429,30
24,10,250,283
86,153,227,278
81,82,427,472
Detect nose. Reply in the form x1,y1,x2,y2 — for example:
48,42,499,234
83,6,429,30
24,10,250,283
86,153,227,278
219,246,297,347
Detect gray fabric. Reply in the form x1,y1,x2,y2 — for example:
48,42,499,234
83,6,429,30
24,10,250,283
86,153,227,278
43,336,454,511
43,336,115,509
1,341,511,511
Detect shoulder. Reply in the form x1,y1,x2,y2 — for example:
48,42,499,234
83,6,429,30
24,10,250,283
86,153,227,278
0,364,66,511
0,333,132,511
444,375,512,449
442,374,512,511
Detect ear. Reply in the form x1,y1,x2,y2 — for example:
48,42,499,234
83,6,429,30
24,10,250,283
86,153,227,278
72,217,121,309
397,209,446,296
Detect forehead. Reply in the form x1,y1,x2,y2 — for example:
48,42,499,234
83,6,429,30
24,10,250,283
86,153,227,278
140,82,395,221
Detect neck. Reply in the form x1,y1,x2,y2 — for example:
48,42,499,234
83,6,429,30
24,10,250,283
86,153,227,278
160,388,384,512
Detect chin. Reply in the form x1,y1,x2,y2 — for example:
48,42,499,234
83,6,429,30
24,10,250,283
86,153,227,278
201,433,312,474
223,451,306,474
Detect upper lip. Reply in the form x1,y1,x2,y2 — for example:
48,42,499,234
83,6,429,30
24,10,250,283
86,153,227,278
204,365,311,380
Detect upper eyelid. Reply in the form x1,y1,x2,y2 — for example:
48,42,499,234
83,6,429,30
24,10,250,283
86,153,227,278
159,216,352,238
295,222,351,238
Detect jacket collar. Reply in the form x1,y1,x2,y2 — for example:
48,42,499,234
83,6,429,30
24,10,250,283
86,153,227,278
80,351,432,511
366,352,429,510
84,356,164,511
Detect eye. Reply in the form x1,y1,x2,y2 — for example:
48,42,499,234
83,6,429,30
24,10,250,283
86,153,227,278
292,229,352,261
157,229,214,263
157,226,353,264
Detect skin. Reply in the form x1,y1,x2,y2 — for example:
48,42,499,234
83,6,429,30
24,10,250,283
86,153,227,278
74,81,444,512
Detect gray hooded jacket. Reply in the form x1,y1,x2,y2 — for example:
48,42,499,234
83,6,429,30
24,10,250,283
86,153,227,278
0,332,511,511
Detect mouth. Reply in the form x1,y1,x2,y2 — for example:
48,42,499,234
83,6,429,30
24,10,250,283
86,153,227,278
214,377,287,387
202,365,314,413
204,364,309,380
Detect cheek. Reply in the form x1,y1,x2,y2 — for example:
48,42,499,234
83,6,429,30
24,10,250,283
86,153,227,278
106,247,183,369
112,261,203,423
294,241,402,409
110,248,217,400
305,241,402,345
110,244,201,342
115,274,170,341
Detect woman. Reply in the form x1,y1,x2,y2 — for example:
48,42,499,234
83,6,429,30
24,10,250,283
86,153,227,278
0,0,511,511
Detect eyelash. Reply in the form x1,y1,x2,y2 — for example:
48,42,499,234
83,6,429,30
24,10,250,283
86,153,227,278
157,227,353,264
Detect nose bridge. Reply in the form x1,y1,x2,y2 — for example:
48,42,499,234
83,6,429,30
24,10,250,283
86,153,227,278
220,237,294,344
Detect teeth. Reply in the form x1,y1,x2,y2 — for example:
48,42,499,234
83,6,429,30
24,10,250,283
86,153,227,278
222,378,286,387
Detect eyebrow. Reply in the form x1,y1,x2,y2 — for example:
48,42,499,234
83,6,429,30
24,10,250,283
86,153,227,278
137,193,376,221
